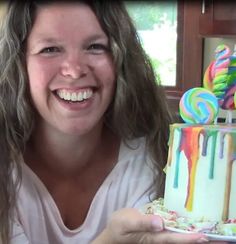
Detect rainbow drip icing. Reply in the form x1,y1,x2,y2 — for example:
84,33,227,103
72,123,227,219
167,124,236,220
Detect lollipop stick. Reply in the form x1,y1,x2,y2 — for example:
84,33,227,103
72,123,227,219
214,116,218,125
226,110,232,124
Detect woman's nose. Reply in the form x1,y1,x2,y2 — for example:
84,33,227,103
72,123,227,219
60,53,88,79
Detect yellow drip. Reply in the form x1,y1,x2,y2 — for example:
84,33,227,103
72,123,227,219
222,134,233,221
186,127,201,211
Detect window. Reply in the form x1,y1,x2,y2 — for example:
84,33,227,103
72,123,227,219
126,1,204,115
125,1,177,87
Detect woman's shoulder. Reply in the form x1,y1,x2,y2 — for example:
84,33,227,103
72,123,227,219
117,136,152,170
119,137,147,159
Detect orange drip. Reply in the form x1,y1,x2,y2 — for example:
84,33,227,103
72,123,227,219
181,127,201,211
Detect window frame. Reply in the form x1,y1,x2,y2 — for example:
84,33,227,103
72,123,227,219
165,1,204,115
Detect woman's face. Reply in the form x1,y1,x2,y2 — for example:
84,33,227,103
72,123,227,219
26,2,115,135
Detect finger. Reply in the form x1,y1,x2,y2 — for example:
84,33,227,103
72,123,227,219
150,231,209,243
130,214,164,232
110,208,164,234
124,230,209,244
209,242,228,244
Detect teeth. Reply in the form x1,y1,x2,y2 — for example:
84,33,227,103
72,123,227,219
56,89,93,102
71,92,77,101
83,90,92,99
78,92,83,101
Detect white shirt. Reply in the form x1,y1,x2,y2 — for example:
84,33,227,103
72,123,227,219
11,137,156,244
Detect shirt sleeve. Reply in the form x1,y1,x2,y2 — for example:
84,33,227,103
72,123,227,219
10,221,29,244
128,169,156,209
127,150,157,209
117,148,157,209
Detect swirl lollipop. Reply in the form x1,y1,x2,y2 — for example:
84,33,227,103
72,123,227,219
220,83,236,109
203,61,215,91
214,56,236,110
204,44,231,99
179,87,219,124
215,44,231,62
204,44,236,113
212,45,232,102
234,91,236,109
204,44,231,90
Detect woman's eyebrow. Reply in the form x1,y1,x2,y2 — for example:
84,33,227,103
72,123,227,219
30,37,60,44
26,37,60,53
85,33,108,42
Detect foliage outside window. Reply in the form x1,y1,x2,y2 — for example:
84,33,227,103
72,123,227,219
125,1,177,86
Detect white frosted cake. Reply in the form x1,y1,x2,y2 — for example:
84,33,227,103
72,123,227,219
143,44,236,237
164,123,236,222
142,122,236,236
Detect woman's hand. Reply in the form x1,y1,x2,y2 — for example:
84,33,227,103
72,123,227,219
92,208,220,244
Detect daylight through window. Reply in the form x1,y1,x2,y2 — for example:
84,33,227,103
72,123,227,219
125,1,177,86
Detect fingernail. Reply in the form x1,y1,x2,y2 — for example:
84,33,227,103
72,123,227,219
196,237,209,243
151,217,163,231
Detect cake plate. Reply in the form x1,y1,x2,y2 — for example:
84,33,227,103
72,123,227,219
140,200,236,243
165,226,236,242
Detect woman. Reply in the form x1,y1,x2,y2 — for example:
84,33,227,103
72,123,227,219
0,1,210,243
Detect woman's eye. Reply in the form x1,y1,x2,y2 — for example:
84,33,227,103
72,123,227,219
40,46,60,54
88,43,109,53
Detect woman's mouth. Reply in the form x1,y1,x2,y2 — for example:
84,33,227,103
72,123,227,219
55,88,93,103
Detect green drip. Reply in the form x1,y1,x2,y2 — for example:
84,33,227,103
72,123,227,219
173,128,182,188
209,131,217,179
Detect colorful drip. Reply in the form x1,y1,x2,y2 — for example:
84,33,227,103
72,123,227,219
168,125,236,220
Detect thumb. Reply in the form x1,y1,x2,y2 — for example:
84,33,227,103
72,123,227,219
111,208,164,234
133,212,164,232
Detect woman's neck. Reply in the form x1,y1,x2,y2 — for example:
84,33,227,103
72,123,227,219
24,121,117,177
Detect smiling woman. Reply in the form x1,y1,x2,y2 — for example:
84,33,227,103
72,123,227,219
0,1,174,244
26,2,115,135
0,1,209,244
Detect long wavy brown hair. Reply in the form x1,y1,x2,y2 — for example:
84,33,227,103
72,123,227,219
0,0,172,242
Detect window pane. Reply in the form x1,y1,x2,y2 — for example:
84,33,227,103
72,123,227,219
125,1,177,86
